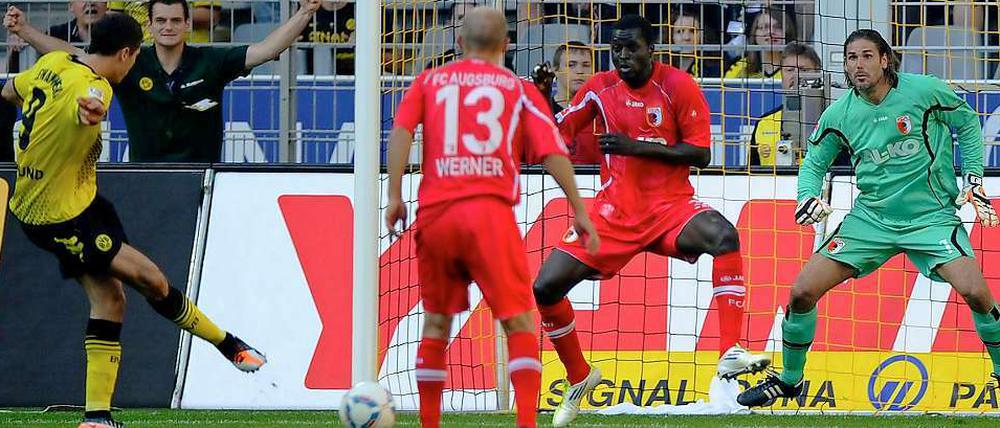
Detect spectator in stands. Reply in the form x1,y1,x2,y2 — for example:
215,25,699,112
540,42,600,164
48,1,108,44
108,0,223,42
664,7,722,78
725,7,795,78
6,0,321,163
749,42,828,166
300,1,354,75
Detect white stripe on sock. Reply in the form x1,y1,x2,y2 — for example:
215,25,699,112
414,368,447,382
508,357,542,373
713,285,746,296
545,320,576,339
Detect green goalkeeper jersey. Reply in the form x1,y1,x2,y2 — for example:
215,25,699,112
798,72,984,223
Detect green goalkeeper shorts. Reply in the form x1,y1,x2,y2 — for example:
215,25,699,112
818,206,973,281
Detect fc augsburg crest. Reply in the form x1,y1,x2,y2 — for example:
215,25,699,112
896,115,912,135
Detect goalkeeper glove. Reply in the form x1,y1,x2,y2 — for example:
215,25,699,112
956,173,998,227
795,197,832,226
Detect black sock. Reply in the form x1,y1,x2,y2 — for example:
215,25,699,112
146,287,185,320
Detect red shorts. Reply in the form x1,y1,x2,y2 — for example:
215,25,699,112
415,197,533,319
557,197,714,279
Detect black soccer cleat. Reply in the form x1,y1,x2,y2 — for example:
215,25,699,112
737,372,803,407
217,333,267,373
78,416,125,428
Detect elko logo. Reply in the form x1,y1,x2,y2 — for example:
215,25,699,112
868,355,929,411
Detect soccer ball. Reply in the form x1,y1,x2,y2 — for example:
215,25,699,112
339,381,396,428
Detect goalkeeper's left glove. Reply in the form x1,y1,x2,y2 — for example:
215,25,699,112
956,173,999,227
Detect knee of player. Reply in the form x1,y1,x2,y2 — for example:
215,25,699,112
788,285,820,310
713,225,740,254
137,267,170,297
532,279,564,306
500,311,536,334
99,287,127,315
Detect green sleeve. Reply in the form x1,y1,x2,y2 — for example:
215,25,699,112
927,77,983,177
797,112,844,203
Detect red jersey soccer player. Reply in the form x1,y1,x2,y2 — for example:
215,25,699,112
533,15,770,426
386,8,599,428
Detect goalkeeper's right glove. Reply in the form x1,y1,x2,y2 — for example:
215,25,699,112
795,197,832,225
956,173,999,227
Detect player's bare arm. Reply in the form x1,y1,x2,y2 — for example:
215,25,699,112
385,126,413,238
1,79,22,107
244,0,321,68
598,133,711,168
4,6,83,56
543,154,600,254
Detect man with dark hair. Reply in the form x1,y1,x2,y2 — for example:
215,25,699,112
535,41,600,164
535,14,769,426
2,14,266,428
5,0,322,163
738,29,1000,408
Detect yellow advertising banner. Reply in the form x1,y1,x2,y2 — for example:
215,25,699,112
540,351,999,412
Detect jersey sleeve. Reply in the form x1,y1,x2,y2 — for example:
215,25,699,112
520,82,569,163
924,76,983,177
393,70,428,134
798,110,844,202
207,46,250,83
555,76,600,139
669,72,712,148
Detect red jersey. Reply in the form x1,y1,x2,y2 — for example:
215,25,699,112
394,59,568,208
556,62,712,221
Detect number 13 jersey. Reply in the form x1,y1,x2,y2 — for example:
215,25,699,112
10,52,113,225
394,59,568,209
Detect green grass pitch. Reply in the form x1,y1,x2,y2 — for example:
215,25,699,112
2,409,1000,427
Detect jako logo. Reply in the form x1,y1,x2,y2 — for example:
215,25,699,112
868,355,929,411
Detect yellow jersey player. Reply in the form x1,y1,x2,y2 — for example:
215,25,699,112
2,14,266,428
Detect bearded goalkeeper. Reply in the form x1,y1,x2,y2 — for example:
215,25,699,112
738,29,1000,406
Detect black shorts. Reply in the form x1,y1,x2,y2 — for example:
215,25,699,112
19,195,129,279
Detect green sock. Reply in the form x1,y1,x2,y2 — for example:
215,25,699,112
972,306,1000,375
779,306,817,385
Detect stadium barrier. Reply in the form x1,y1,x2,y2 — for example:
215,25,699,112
0,167,206,408
174,169,1000,413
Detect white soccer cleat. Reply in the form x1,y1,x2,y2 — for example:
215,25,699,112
717,344,771,380
552,365,602,427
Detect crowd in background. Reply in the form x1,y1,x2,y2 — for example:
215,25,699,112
0,0,997,165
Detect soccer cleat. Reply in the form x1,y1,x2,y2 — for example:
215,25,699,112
78,417,125,428
736,371,803,407
218,334,267,373
717,344,771,379
552,365,602,428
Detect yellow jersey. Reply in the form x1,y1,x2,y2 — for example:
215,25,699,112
723,57,782,79
109,0,222,43
751,107,782,166
9,52,112,225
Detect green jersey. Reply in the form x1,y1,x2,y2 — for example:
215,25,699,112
798,72,984,223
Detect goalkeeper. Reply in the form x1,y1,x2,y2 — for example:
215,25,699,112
739,29,1000,407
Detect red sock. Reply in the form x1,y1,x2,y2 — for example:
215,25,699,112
538,298,590,384
507,331,541,428
416,337,447,428
713,251,746,354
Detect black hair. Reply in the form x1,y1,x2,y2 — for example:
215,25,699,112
614,14,658,45
88,13,143,55
553,41,590,69
147,0,190,21
843,29,899,88
782,42,822,68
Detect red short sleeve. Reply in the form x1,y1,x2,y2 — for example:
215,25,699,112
669,73,712,148
520,83,569,163
393,70,429,133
